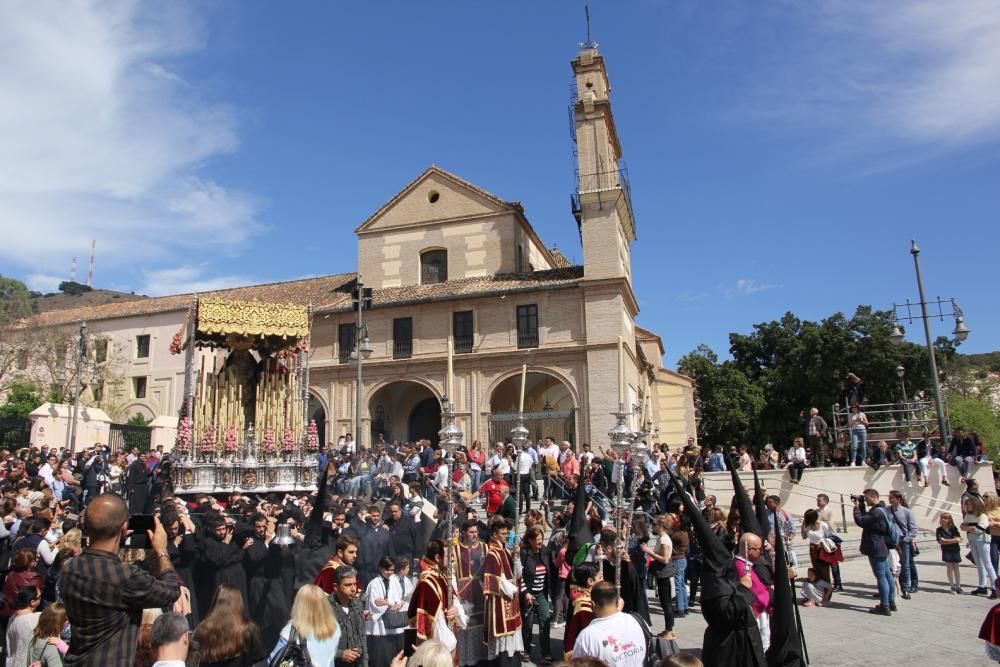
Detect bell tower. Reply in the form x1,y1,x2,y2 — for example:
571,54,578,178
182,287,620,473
571,44,637,284
570,38,644,446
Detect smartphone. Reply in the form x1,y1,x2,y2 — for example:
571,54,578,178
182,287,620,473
124,514,155,549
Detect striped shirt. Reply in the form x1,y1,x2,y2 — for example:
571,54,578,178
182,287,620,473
62,549,180,666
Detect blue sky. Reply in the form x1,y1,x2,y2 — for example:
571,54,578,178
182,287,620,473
1,1,997,364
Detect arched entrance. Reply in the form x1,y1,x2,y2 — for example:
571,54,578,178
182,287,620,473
409,397,443,444
307,394,326,446
368,381,442,445
488,371,575,445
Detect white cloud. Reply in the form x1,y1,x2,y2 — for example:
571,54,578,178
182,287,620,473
744,2,1000,160
0,1,264,286
139,265,255,297
25,274,64,293
721,279,777,299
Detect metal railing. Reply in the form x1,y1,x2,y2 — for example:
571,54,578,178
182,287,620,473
830,400,938,449
0,418,32,450
517,330,539,349
393,339,412,360
454,335,473,354
576,166,632,199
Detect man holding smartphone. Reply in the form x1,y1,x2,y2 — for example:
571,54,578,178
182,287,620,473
853,489,895,616
61,493,180,665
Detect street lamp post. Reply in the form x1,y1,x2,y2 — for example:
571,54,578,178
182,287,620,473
65,322,88,452
351,278,373,450
889,240,970,443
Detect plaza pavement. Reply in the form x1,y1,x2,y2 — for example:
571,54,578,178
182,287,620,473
539,554,996,666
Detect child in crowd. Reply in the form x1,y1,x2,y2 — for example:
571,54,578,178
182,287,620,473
800,568,833,607
889,545,903,599
937,512,964,593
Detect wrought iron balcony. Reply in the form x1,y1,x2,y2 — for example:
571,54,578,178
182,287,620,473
454,335,474,354
517,330,539,349
393,340,412,360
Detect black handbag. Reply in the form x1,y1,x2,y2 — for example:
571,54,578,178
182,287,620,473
269,627,311,667
383,607,410,629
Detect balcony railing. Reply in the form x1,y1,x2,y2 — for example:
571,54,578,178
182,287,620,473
517,330,539,349
576,166,631,198
393,340,412,360
454,335,473,354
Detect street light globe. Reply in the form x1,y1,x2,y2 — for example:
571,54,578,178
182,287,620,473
895,365,905,379
359,336,374,359
889,324,905,346
953,316,970,343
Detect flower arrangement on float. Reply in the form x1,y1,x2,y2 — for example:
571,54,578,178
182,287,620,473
262,428,276,456
175,417,192,454
282,427,295,459
200,422,216,458
306,420,319,453
224,425,239,454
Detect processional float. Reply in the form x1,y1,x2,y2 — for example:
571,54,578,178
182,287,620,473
170,297,319,494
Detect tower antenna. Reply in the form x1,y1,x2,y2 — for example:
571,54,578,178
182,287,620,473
581,4,598,49
70,257,77,283
87,240,96,287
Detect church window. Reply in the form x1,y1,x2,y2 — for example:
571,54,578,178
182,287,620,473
136,334,150,359
393,318,413,359
338,324,356,364
427,190,440,203
420,249,448,284
453,311,473,353
133,376,147,399
517,305,539,349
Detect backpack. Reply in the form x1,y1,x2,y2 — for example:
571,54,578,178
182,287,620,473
630,612,678,667
269,627,311,667
876,507,900,548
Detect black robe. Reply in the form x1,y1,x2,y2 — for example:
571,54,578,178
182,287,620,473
167,532,200,625
602,555,650,623
126,459,149,515
196,535,248,613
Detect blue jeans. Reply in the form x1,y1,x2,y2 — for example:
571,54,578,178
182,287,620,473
868,554,894,608
673,558,689,613
900,460,914,482
850,428,867,465
470,469,482,492
899,541,915,591
955,456,975,479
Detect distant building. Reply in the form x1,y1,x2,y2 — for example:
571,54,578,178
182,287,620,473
12,43,695,450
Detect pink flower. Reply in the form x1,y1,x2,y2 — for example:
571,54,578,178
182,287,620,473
175,417,192,453
306,420,319,453
282,427,295,452
262,428,276,454
224,425,238,453
200,423,216,453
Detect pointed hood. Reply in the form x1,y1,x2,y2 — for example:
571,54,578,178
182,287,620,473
729,454,765,538
666,467,736,602
567,477,594,565
753,468,772,541
765,510,807,667
303,463,331,550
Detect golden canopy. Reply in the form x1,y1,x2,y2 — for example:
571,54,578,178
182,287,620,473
196,298,310,341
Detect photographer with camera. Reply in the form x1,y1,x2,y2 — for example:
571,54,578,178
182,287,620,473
852,489,896,616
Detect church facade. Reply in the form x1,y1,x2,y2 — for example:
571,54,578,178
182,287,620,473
18,45,696,451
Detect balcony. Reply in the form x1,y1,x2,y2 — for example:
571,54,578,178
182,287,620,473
574,165,636,241
393,340,412,360
517,330,539,349
454,335,473,354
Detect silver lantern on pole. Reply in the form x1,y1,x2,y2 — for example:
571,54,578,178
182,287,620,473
607,405,635,588
510,420,530,534
437,397,463,585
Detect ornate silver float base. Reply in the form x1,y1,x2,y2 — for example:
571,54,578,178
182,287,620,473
173,459,317,495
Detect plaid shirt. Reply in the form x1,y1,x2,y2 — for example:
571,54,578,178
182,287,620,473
61,549,180,666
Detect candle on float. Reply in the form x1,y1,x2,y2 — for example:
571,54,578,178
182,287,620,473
447,337,454,404
618,336,625,407
518,364,527,415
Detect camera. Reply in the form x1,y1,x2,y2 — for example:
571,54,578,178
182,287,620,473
850,494,865,504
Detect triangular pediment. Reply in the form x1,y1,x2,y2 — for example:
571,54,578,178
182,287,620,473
355,166,512,234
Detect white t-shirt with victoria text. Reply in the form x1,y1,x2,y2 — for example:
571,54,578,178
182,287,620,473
572,611,647,666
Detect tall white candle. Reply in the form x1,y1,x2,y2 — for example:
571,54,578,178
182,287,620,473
518,364,527,415
447,337,454,402
618,336,625,407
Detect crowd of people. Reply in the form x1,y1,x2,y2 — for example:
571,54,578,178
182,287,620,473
0,417,996,666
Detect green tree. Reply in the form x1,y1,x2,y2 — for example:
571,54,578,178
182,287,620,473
678,345,765,445
681,306,943,450
948,395,1000,461
0,381,43,419
126,413,150,426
